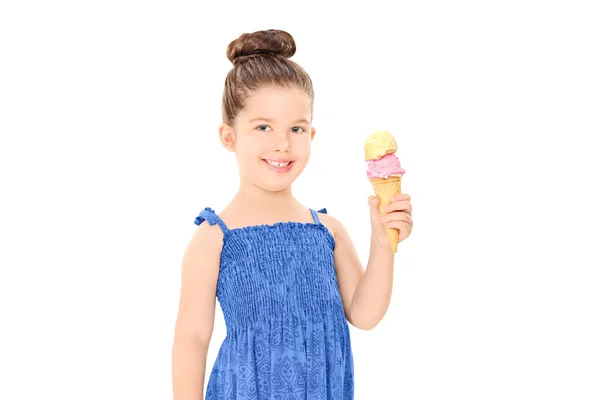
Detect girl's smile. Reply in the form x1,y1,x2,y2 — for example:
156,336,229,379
263,158,295,173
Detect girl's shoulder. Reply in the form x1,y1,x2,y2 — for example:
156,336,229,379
314,209,344,242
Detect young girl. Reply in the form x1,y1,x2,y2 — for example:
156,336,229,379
172,29,413,400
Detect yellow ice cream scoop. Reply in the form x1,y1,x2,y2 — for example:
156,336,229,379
364,130,397,160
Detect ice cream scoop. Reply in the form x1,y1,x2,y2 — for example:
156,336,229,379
366,153,406,179
364,130,397,161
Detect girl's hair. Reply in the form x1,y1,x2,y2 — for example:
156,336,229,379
222,29,314,124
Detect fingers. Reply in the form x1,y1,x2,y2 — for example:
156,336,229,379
377,193,413,242
368,196,387,233
368,196,381,215
384,194,412,215
398,221,412,241
369,195,379,207
385,220,412,240
392,194,411,202
380,212,413,229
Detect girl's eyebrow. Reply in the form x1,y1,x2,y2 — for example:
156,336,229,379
249,117,310,124
249,117,274,123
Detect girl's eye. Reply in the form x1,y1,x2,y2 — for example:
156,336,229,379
256,125,272,132
291,127,305,134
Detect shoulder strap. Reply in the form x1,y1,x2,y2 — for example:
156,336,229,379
193,207,229,234
310,208,328,224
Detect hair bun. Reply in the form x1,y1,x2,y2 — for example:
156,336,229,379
226,29,296,64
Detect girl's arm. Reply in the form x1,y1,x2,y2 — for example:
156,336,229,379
172,223,222,400
324,194,413,330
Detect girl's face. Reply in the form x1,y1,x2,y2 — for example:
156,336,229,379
221,85,316,193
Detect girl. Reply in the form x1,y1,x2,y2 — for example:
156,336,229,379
172,29,413,400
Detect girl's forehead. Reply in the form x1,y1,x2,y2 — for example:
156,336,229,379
241,88,312,120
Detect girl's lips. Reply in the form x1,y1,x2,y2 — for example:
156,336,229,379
263,159,294,173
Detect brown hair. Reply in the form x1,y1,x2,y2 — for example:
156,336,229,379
222,29,314,124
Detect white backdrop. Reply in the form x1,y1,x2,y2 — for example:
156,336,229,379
1,0,599,399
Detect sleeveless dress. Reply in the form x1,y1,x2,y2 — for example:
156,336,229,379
194,207,354,400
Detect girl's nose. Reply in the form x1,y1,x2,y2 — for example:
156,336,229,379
273,131,291,152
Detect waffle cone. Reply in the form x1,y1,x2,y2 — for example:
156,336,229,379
369,175,402,253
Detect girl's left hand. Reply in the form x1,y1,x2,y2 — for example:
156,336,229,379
369,194,413,244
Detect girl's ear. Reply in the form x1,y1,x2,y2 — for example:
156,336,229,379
311,127,316,141
219,123,235,152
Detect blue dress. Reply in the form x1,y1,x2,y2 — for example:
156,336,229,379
194,207,354,400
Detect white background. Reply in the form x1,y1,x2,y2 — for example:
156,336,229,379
1,0,599,399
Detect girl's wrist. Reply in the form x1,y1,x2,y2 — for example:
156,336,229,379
370,233,393,252
369,235,395,261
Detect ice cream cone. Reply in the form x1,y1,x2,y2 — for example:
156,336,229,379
369,175,402,253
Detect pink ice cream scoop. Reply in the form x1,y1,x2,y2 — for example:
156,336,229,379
366,153,406,179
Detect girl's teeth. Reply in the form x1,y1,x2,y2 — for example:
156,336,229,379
267,160,290,167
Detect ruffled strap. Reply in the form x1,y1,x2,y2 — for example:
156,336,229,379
193,207,229,234
310,208,328,224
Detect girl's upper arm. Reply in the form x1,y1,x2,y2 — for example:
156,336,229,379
173,222,222,345
320,214,365,323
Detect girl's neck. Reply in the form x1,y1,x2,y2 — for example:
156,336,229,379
232,180,301,213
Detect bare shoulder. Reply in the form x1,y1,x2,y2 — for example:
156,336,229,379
183,219,223,263
179,219,224,298
317,211,359,258
317,212,349,243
